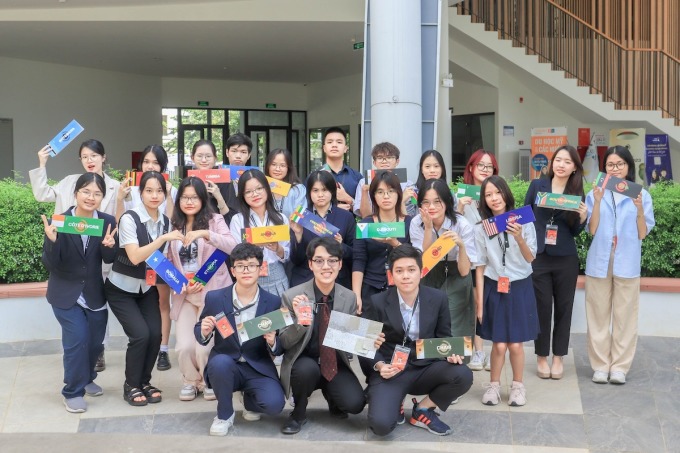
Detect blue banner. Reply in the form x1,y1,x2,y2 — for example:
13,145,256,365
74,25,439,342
645,134,673,184
193,249,229,285
48,119,84,157
145,250,188,294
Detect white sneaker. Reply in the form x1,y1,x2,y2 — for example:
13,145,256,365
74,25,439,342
484,354,491,371
240,392,261,421
508,381,526,407
179,384,197,401
482,382,501,406
609,371,626,385
209,412,235,436
469,351,485,371
204,387,216,401
592,370,609,384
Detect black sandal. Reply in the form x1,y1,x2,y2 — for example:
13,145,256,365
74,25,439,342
142,384,162,404
123,383,148,407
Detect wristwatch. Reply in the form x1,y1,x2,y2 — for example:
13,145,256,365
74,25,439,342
373,361,385,371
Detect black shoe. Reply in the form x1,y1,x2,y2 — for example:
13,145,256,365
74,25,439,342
397,402,405,425
95,351,106,372
281,415,307,435
156,351,171,371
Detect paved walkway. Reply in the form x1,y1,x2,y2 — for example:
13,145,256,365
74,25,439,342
1,333,678,453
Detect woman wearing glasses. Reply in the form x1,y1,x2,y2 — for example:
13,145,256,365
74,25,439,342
352,171,412,315
410,179,476,339
229,169,291,296
191,139,239,224
167,177,237,401
264,148,307,218
585,146,655,385
458,149,499,372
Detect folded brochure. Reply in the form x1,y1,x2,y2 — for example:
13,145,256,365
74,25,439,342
415,336,472,362
236,308,294,342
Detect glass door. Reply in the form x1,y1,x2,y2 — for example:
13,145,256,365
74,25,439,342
245,127,290,169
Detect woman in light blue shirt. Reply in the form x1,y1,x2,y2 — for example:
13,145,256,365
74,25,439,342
264,148,306,218
585,146,655,386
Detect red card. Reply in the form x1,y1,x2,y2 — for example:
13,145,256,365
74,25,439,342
497,276,510,294
145,269,157,286
215,312,234,339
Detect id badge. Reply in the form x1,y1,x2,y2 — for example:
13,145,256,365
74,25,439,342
258,260,269,277
391,345,410,371
145,268,157,286
296,303,313,326
497,276,511,294
545,224,558,245
214,312,234,339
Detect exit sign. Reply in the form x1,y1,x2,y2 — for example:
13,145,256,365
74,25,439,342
197,101,209,107
265,103,277,109
353,42,364,51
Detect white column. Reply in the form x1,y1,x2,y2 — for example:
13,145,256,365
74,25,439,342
436,0,453,180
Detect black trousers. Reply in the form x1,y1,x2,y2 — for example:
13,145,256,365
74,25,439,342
367,361,473,436
289,354,365,421
105,280,162,389
531,253,580,357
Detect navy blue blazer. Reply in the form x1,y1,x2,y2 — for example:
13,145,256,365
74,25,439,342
42,209,117,310
289,205,355,288
194,285,283,382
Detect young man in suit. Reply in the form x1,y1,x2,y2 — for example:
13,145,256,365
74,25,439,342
319,127,362,211
195,243,285,436
363,244,473,436
279,236,376,434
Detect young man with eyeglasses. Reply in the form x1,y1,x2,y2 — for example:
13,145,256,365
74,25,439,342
278,236,378,434
194,243,285,436
319,127,362,211
362,244,473,437
219,133,254,222
354,142,416,218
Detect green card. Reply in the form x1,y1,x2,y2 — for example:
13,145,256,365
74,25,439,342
454,183,481,201
415,336,472,362
534,192,582,211
355,222,405,239
236,308,294,343
51,214,104,237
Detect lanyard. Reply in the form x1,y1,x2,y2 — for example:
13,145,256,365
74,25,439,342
273,196,284,213
497,232,509,268
401,296,419,346
249,212,270,227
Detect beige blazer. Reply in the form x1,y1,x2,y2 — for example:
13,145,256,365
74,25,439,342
279,279,357,398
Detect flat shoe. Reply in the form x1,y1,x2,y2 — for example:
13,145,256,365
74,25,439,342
537,369,551,379
281,416,307,435
550,371,563,380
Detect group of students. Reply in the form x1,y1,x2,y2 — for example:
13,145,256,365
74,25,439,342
34,126,654,436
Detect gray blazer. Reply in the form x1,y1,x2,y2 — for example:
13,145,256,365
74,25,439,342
279,279,357,398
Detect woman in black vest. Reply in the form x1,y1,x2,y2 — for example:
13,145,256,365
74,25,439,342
105,171,184,406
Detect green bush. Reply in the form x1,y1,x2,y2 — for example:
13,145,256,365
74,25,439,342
0,177,53,283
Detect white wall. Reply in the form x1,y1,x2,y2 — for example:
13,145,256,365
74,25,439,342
0,56,161,181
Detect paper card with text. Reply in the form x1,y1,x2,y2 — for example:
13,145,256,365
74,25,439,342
188,168,231,184
535,192,582,211
125,171,170,186
593,172,643,199
415,336,472,362
289,206,339,237
266,177,292,196
51,214,104,237
226,165,259,182
322,311,384,359
48,120,84,157
480,205,536,238
236,308,294,342
454,183,481,201
365,168,408,184
192,249,229,285
241,224,290,244
145,250,189,294
355,222,405,239
421,235,458,278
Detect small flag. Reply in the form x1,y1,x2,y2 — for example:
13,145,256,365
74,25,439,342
481,217,499,237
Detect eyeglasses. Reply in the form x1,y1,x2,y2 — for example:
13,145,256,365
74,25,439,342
374,155,397,163
193,154,214,161
270,163,288,170
311,258,340,267
605,162,627,170
375,189,398,198
78,190,104,199
232,263,261,273
80,154,102,162
421,199,443,208
244,186,266,198
180,196,200,204
476,163,494,172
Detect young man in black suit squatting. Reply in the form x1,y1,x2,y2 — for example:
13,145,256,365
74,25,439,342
362,244,473,436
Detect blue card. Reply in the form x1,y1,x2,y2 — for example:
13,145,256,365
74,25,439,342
145,250,188,293
193,249,229,285
289,206,340,237
48,119,84,157
226,165,260,182
481,205,536,237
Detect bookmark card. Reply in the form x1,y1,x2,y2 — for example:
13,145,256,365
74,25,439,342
593,172,643,199
226,165,259,183
535,192,582,211
454,183,481,201
415,336,472,362
266,177,292,197
356,222,405,239
421,235,458,278
289,206,340,237
125,170,170,186
145,250,189,294
47,119,84,157
236,308,294,342
365,168,408,184
188,169,231,184
192,249,229,285
480,205,536,238
51,214,104,237
241,224,290,244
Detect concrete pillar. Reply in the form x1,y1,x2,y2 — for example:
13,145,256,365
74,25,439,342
436,0,452,180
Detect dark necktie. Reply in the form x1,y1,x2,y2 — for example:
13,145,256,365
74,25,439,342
318,295,338,381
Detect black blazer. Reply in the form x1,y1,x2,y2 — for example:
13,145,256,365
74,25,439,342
42,209,117,310
207,181,240,225
194,285,283,383
362,285,451,370
524,178,586,256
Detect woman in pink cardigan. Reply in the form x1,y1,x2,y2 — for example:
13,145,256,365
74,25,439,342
168,177,238,401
